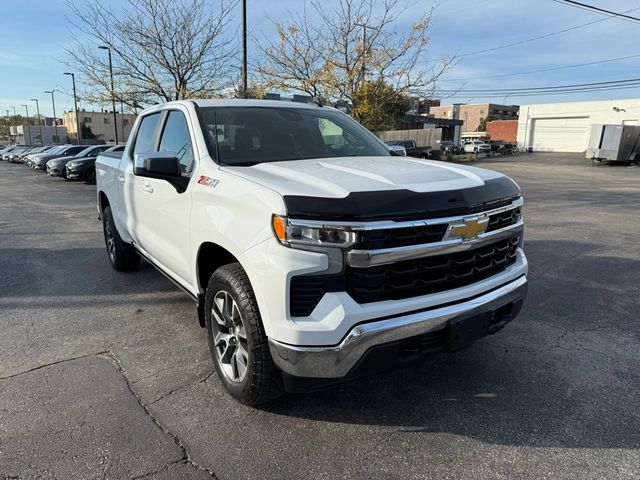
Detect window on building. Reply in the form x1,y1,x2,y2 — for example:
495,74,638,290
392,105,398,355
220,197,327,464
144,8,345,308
84,117,92,124
104,117,110,125
123,119,129,125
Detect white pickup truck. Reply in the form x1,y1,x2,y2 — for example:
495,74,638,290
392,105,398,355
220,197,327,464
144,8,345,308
96,99,528,404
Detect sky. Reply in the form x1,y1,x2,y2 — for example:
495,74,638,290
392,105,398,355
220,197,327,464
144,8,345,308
1,0,639,119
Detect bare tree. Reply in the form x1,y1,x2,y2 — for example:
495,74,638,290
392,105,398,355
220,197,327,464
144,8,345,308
64,0,238,108
256,0,454,125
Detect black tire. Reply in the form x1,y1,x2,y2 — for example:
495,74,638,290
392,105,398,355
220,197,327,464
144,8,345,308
205,263,283,405
85,167,96,184
102,205,140,271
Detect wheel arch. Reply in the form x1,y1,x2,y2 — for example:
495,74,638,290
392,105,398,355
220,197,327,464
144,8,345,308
195,241,242,327
98,191,110,213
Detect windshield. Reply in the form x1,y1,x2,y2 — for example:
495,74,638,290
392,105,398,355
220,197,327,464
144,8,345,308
199,106,390,166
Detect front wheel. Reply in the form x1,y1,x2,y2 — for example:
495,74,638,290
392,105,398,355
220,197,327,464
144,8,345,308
205,263,283,405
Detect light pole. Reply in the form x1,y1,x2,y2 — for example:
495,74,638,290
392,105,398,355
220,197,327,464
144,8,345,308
44,90,59,144
30,98,44,145
64,72,81,145
98,46,119,144
21,104,30,145
241,0,247,98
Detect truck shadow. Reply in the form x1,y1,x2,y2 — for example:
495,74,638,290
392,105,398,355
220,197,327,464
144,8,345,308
260,240,640,449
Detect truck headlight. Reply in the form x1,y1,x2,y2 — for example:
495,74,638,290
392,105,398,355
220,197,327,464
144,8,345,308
272,215,357,249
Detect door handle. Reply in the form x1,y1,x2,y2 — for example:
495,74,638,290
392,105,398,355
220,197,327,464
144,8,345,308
142,182,154,193
117,176,125,183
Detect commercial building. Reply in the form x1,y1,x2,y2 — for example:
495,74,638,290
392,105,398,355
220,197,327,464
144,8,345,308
62,110,138,144
10,125,68,145
517,98,640,152
486,119,518,143
430,103,519,132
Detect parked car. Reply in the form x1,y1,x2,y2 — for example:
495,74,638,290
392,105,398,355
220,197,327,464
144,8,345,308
440,140,462,155
385,139,433,158
6,147,31,163
25,146,69,167
32,145,91,170
96,99,528,405
66,145,125,183
1,145,27,160
47,145,113,178
463,140,492,154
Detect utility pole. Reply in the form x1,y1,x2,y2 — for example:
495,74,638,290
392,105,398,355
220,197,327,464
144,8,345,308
64,72,81,145
21,104,30,146
98,46,119,144
241,0,248,98
44,90,59,144
354,23,371,88
30,98,44,145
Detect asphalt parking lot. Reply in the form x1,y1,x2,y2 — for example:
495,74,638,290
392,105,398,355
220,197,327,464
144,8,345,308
1,154,639,480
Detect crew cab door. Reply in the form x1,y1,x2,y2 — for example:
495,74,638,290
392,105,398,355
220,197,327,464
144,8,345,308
123,109,196,287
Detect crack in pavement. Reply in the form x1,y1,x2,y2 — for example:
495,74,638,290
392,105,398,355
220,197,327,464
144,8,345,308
147,370,216,407
0,350,217,479
0,351,109,381
102,351,217,479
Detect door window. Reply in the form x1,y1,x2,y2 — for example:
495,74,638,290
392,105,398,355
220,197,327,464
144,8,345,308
132,112,162,156
158,111,195,175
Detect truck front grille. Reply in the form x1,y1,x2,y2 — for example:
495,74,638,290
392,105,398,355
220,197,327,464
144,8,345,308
289,235,520,316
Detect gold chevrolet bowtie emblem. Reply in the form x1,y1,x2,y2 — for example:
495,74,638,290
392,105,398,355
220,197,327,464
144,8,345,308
448,218,489,240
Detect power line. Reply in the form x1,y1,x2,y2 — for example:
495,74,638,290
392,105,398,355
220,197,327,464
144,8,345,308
553,0,640,23
440,53,640,82
425,5,640,66
435,78,640,94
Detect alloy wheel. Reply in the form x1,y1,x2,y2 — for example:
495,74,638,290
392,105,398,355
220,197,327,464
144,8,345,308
211,290,249,383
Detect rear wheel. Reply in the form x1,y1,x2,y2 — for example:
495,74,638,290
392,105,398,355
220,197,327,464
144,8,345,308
205,263,283,405
102,205,140,271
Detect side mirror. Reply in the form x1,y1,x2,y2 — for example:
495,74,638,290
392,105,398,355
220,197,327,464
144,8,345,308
134,152,181,177
133,152,189,193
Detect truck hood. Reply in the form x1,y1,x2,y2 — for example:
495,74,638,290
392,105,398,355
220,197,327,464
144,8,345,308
223,156,506,197
222,156,520,220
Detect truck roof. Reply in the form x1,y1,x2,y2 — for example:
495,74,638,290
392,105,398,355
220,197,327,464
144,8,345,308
164,98,330,110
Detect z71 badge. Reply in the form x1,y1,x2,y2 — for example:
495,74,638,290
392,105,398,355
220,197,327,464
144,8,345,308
197,175,220,188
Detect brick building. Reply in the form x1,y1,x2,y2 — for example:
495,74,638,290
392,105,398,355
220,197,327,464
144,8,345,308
430,103,519,132
485,119,518,143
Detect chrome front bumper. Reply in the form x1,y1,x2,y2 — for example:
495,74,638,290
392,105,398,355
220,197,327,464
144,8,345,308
268,275,527,379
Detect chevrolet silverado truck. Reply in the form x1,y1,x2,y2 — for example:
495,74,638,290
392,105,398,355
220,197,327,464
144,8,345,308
96,99,528,405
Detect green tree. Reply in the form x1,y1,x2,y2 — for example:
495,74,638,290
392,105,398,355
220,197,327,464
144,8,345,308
353,80,410,131
477,115,496,132
257,0,452,122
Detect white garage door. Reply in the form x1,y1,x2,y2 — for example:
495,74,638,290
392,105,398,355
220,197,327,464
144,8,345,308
529,117,590,152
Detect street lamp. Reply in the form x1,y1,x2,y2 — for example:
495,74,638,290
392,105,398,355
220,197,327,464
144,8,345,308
98,45,119,144
241,0,247,98
63,72,81,145
21,104,30,146
30,98,44,146
44,90,59,144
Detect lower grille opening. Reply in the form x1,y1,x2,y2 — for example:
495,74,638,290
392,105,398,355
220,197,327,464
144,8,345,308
289,235,520,317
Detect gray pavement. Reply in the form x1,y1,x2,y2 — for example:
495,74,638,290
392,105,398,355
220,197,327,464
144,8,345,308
0,154,639,479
